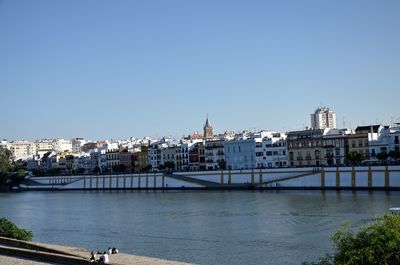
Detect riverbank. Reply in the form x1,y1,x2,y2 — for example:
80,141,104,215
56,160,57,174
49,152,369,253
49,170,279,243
0,236,196,265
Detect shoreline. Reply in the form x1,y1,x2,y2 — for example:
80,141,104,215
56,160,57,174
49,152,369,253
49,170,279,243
0,236,196,265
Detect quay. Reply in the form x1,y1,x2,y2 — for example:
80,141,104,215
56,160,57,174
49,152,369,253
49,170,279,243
19,166,400,191
0,236,196,265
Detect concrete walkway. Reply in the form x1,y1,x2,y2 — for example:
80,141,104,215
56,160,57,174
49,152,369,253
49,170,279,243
0,236,196,265
0,255,55,265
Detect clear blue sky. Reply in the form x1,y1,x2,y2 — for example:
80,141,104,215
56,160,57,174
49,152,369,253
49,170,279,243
1,0,399,140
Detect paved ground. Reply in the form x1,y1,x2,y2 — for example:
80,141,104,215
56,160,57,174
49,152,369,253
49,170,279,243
0,255,58,265
1,240,197,265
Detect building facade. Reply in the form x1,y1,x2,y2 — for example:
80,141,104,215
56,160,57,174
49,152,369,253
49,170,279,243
224,138,256,170
255,133,288,168
205,139,225,170
287,129,325,167
311,107,337,130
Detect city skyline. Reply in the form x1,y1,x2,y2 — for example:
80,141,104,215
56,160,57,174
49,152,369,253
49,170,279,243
1,1,400,140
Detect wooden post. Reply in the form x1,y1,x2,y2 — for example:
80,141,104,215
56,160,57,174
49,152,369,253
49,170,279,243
259,168,263,184
153,173,157,189
368,166,372,188
138,174,141,189
116,175,119,189
131,175,134,189
96,176,99,190
336,166,340,189
83,176,86,190
385,165,390,189
146,173,149,189
228,169,232,184
123,175,126,189
251,169,254,184
351,167,356,188
102,175,105,189
220,170,224,184
109,175,112,190
320,168,325,189
162,174,165,189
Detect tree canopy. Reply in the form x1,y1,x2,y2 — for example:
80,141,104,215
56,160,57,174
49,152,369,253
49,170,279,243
346,151,362,165
303,214,400,265
0,218,33,241
0,146,27,191
0,146,12,174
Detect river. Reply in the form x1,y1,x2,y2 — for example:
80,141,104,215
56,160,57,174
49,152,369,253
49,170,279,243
0,190,397,265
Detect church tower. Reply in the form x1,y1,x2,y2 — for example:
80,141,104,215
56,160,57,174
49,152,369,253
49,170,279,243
203,115,214,139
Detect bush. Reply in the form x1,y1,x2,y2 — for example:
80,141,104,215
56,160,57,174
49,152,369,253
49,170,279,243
0,218,33,241
303,214,400,265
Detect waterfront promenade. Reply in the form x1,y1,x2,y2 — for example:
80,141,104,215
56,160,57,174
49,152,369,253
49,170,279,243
0,236,196,265
21,166,400,191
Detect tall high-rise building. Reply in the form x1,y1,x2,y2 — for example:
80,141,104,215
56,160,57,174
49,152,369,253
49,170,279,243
203,116,214,139
311,107,337,129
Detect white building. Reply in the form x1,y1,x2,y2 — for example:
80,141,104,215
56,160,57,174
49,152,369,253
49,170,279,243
148,144,161,171
205,139,224,170
9,140,36,160
35,139,54,158
0,140,9,149
52,139,72,152
176,140,201,171
323,128,352,165
105,149,120,171
311,107,337,130
255,133,288,168
224,138,256,170
160,145,177,168
369,125,400,158
73,154,91,173
71,138,88,153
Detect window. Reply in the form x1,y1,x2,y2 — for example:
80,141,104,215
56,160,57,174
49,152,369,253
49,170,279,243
359,140,363,147
335,148,340,156
352,140,356,148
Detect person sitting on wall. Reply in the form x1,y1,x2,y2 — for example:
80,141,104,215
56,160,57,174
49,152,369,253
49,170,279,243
112,247,119,254
103,251,110,264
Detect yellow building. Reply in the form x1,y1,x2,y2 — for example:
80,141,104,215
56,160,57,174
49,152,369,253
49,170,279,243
347,125,381,160
287,129,326,167
133,145,149,172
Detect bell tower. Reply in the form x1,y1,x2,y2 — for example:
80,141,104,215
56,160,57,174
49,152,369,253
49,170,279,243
203,115,213,139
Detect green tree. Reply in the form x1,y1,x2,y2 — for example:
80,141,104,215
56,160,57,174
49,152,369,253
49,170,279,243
376,152,388,162
164,161,175,171
0,218,33,241
389,150,400,160
346,151,362,165
303,214,400,265
0,147,27,191
92,166,101,174
0,146,12,174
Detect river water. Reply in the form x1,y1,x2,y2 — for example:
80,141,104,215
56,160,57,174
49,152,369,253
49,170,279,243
0,190,397,265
